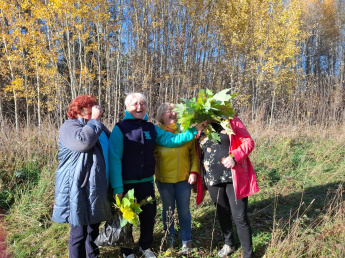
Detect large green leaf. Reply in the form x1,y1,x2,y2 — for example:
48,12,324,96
130,203,142,214
211,88,233,104
175,88,236,142
127,189,135,203
122,198,130,208
131,216,139,226
116,195,121,206
206,88,214,97
208,131,221,142
174,103,187,117
120,218,128,227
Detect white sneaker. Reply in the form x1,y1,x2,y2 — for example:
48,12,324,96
217,244,235,257
182,240,192,255
123,254,135,258
139,247,156,258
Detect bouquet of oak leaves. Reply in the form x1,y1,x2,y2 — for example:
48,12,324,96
95,189,152,248
173,88,237,142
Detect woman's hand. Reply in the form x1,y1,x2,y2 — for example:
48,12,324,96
188,173,198,184
114,193,123,202
222,156,236,169
91,105,103,121
195,120,208,131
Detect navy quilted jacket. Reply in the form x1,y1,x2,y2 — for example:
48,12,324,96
52,118,112,226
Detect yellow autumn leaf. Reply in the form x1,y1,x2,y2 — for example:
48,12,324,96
122,208,135,222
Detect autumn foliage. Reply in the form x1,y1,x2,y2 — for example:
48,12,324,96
0,0,344,129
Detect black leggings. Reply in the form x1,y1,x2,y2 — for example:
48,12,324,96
121,181,157,256
208,183,253,258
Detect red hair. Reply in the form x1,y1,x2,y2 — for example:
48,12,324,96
67,95,98,119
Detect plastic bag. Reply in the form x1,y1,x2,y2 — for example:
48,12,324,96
95,210,134,248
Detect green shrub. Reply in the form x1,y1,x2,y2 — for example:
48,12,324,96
0,190,14,208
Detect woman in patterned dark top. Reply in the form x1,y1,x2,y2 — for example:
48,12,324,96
198,117,259,258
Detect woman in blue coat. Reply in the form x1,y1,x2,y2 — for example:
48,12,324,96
52,95,112,258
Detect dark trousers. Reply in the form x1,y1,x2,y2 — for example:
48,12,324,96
208,183,254,258
121,181,157,256
69,223,100,258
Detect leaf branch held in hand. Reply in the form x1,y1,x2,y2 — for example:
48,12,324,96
174,88,237,142
115,189,153,227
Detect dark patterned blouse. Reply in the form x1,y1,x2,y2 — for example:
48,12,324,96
199,123,232,186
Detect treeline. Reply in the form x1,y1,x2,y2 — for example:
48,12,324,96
0,0,344,129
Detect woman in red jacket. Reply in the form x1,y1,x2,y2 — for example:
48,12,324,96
197,116,259,258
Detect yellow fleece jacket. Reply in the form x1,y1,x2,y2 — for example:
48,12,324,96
154,124,200,183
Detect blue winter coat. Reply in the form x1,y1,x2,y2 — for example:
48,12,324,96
52,118,112,226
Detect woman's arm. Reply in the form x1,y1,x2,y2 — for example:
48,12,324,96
155,126,197,147
59,119,103,153
189,139,200,174
108,125,124,195
155,121,206,147
230,117,255,164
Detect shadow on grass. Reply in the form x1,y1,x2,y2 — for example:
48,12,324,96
99,181,343,257
191,181,344,257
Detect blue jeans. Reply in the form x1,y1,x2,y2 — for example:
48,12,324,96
156,180,192,241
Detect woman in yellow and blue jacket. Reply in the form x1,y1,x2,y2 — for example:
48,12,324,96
154,103,199,255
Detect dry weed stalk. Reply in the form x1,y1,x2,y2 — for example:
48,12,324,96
159,207,175,254
209,188,220,256
267,184,344,257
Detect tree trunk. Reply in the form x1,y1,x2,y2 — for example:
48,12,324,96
65,23,76,99
270,90,275,128
0,95,3,129
35,59,41,128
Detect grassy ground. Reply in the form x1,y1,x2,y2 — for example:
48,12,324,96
0,121,344,257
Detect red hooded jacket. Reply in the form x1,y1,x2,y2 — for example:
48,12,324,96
196,116,259,203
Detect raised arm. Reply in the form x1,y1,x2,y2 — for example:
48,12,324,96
155,126,197,147
230,117,255,164
155,121,207,147
59,119,103,153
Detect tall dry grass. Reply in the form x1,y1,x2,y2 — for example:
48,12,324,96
0,120,58,206
0,117,344,257
0,120,58,168
266,185,344,257
243,108,345,142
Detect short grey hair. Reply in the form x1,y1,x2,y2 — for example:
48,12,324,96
156,103,174,124
124,93,148,110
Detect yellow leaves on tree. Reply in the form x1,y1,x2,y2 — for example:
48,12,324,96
5,78,24,99
212,0,303,99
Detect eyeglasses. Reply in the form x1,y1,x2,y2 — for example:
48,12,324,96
164,110,175,114
130,102,146,107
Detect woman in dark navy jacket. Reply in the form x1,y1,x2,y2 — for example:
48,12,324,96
109,93,206,258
